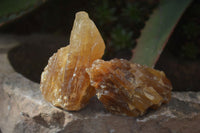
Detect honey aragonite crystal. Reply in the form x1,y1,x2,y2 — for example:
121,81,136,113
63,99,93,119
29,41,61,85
86,59,172,116
40,11,105,111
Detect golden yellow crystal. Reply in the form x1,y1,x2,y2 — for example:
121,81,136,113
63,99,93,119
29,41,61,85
40,11,105,111
86,59,172,116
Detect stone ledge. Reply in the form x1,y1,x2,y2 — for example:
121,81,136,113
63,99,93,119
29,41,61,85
0,35,200,133
1,72,200,133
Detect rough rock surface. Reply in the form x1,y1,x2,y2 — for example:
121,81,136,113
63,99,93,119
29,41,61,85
0,35,200,133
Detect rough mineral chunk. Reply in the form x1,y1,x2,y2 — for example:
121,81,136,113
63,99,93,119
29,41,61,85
86,59,172,116
40,11,105,111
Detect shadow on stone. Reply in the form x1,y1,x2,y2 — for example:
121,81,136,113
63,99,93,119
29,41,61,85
8,35,67,83
33,112,65,128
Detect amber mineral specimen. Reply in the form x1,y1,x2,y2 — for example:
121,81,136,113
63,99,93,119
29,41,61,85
40,11,105,111
86,59,172,116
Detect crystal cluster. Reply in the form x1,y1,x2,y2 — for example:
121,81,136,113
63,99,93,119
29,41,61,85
40,11,105,111
86,59,172,116
40,11,172,116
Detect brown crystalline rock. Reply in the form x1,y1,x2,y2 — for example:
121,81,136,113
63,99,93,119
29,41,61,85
40,11,105,111
86,59,172,116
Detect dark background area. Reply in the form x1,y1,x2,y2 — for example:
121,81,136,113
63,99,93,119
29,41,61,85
0,0,199,91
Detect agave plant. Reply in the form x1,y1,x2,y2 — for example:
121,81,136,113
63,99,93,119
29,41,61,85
0,0,193,68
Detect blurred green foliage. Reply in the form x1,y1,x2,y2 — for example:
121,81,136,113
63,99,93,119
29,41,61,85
93,0,116,26
0,0,198,62
131,0,193,67
111,25,134,50
0,0,157,60
0,0,45,24
90,0,158,59
122,3,142,24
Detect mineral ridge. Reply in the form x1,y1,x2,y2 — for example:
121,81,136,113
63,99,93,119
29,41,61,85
40,11,105,110
86,59,172,116
40,11,172,115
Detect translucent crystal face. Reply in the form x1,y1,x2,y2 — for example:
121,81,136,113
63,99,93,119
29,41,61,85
40,11,172,115
86,59,172,116
40,11,105,111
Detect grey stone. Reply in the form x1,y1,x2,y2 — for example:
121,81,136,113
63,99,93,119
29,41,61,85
0,35,200,133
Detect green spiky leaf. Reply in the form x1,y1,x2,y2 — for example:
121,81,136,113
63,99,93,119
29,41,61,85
130,0,192,67
0,0,46,24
